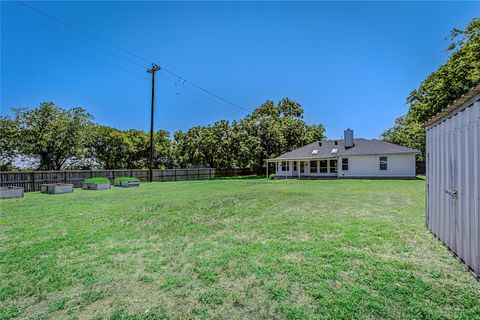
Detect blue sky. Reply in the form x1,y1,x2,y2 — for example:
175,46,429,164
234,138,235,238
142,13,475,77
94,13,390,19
1,1,478,139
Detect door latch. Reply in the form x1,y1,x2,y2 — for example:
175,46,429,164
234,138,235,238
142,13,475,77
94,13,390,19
445,189,458,198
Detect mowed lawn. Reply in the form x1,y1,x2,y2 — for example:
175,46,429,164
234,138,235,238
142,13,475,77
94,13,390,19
1,178,479,320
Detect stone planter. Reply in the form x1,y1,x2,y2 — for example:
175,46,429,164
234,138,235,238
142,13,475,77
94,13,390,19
40,183,74,194
0,187,24,199
115,180,140,188
82,182,111,190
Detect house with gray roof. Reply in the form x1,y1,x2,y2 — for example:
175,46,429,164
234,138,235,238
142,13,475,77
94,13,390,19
266,129,420,179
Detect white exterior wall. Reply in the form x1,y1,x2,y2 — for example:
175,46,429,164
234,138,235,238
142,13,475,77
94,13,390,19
426,94,480,276
275,155,416,178
275,160,337,177
338,154,416,178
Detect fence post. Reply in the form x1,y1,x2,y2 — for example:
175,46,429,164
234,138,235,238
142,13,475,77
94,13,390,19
174,169,177,181
198,168,200,180
209,168,212,180
31,171,35,192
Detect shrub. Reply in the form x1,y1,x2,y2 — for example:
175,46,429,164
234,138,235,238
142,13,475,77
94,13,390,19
268,173,276,180
83,177,110,183
114,177,140,183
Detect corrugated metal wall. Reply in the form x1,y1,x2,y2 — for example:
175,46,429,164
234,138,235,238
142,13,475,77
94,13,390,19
426,95,480,276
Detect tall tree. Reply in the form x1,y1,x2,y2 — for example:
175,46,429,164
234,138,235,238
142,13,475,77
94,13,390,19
382,18,480,159
240,98,326,167
0,116,20,170
89,125,130,169
173,98,326,169
14,102,92,170
153,130,175,169
89,127,173,169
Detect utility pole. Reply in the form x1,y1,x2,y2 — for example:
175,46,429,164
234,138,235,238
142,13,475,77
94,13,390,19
147,64,161,182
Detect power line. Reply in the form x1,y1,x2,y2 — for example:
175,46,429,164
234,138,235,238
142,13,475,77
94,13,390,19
157,73,245,115
161,68,251,113
155,82,226,116
3,12,229,118
14,0,152,67
2,14,150,82
3,6,148,71
12,0,251,114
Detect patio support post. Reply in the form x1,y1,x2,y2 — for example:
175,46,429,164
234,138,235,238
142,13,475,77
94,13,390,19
298,160,300,179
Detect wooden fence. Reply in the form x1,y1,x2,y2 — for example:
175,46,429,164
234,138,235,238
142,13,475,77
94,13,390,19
0,168,262,192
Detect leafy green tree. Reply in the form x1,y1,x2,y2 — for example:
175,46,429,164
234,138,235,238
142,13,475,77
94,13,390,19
0,116,20,170
240,98,326,167
124,129,149,168
173,98,326,169
153,130,175,169
381,116,425,156
382,18,480,159
89,125,130,169
174,126,213,168
4,98,325,171
14,102,92,170
89,126,173,169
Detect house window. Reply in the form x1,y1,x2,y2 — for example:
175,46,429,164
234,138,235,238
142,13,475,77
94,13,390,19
380,157,388,170
310,160,317,173
319,160,328,173
293,161,297,171
342,158,349,171
329,160,337,173
281,161,290,171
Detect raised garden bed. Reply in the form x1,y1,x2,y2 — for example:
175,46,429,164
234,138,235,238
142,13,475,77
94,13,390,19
0,187,24,199
114,177,140,188
82,177,111,190
40,183,74,194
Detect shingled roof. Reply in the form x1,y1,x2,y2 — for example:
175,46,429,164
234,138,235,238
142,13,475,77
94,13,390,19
267,138,419,161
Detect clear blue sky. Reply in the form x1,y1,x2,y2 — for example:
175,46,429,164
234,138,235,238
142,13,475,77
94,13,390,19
1,1,478,139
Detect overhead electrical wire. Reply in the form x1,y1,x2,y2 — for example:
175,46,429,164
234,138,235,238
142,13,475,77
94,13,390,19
13,0,251,116
2,11,150,81
14,0,152,67
157,73,245,115
161,68,251,113
4,7,230,118
3,6,148,70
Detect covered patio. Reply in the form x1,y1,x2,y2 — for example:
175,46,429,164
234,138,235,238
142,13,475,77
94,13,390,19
266,159,338,179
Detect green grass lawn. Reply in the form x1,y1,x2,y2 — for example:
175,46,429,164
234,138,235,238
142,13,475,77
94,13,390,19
1,177,479,319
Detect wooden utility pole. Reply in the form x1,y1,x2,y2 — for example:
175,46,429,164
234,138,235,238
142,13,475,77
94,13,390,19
147,64,161,182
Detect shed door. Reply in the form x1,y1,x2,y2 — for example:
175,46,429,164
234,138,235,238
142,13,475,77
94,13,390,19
448,122,458,253
427,99,480,276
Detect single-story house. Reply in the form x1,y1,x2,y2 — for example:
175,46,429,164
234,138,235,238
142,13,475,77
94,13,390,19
266,129,420,179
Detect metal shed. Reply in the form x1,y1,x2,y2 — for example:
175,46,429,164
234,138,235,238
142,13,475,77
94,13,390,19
425,83,480,276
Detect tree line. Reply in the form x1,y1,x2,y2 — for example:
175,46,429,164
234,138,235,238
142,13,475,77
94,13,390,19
381,18,479,160
0,98,326,171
